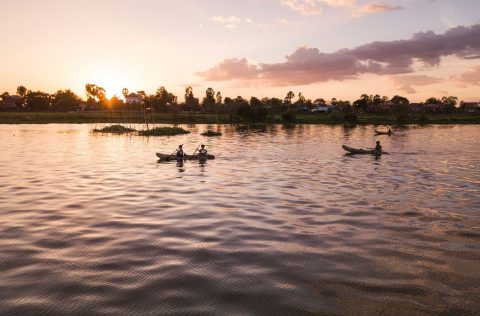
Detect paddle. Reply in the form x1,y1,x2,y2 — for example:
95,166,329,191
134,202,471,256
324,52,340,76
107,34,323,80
170,144,183,156
192,144,201,156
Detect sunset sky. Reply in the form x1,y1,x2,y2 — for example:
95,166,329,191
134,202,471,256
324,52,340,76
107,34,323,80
1,0,479,102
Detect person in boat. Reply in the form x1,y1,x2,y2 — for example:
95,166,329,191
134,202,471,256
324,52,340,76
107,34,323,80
198,144,207,159
387,127,392,135
374,141,382,154
175,144,184,159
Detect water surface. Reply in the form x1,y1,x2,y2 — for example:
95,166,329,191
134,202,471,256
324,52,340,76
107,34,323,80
1,124,479,315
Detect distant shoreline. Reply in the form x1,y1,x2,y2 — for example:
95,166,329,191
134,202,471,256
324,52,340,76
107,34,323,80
0,111,479,125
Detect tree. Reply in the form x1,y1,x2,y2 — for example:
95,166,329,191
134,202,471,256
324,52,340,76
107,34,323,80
52,90,81,111
295,92,307,112
25,91,50,111
425,97,441,104
440,96,458,114
184,86,199,111
109,95,124,111
284,91,295,108
150,86,170,112
390,95,409,105
202,87,216,113
353,94,370,112
122,88,129,98
16,85,27,97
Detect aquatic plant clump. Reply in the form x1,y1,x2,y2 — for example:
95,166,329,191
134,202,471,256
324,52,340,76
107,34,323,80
138,127,191,136
93,125,136,133
201,130,222,136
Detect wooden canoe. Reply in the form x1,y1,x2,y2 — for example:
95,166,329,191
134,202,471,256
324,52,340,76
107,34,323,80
374,130,393,135
342,145,387,155
156,153,215,161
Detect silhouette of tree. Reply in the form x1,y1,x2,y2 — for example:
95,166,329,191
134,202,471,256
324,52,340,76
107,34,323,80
16,86,27,97
122,88,129,98
202,87,215,113
425,97,441,104
25,91,50,111
52,90,81,111
390,95,409,105
184,86,199,111
284,91,295,108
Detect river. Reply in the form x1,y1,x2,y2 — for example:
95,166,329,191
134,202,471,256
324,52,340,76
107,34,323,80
0,124,479,315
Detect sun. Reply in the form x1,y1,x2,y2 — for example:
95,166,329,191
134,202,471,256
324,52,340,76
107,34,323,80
85,63,135,99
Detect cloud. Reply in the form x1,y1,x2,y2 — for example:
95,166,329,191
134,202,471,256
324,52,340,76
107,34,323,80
212,15,271,29
196,58,259,81
358,2,403,14
280,0,323,15
197,23,480,86
280,0,356,16
388,75,443,93
451,65,480,87
278,18,305,26
212,15,241,29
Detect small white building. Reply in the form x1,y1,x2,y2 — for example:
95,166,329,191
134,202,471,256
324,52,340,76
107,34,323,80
311,98,329,113
125,93,143,105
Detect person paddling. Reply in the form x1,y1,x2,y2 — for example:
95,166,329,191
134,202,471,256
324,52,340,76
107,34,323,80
374,141,382,155
387,127,392,135
175,144,185,159
198,144,207,158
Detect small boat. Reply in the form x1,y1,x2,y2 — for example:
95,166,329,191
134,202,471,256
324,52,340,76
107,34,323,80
374,130,393,135
342,145,387,155
156,153,215,161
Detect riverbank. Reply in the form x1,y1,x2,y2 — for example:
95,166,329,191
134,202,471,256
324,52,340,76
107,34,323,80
0,111,479,125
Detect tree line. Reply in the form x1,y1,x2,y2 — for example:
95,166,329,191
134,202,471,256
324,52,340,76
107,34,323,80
0,84,474,122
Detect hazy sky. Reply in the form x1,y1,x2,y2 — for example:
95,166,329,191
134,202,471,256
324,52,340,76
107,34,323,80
1,0,479,102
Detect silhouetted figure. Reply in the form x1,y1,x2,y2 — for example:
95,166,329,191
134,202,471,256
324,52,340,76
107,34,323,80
198,144,207,159
374,141,382,155
175,144,184,159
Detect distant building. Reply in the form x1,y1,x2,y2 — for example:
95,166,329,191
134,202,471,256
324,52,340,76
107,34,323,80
311,99,329,113
424,103,440,113
125,93,143,105
460,102,480,113
1,95,23,109
409,103,424,112
75,102,87,111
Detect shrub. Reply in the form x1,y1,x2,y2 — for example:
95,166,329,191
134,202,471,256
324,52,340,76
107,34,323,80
93,124,136,133
281,110,297,123
201,130,222,136
138,127,190,136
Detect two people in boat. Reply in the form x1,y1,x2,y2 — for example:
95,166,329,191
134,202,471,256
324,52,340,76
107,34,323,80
174,144,208,159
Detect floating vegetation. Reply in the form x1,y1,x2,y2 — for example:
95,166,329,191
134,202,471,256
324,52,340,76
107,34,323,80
93,125,136,133
201,130,222,136
138,127,190,136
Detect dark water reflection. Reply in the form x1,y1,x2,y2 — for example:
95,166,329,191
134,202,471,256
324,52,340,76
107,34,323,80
0,124,479,315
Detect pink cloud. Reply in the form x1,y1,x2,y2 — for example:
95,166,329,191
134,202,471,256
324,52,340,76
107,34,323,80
197,24,480,86
358,2,403,14
451,65,480,87
196,58,259,81
388,75,443,94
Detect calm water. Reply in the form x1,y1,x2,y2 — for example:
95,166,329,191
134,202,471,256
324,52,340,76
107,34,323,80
0,124,479,315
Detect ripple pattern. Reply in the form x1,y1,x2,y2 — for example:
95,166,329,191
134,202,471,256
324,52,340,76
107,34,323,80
0,124,479,315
